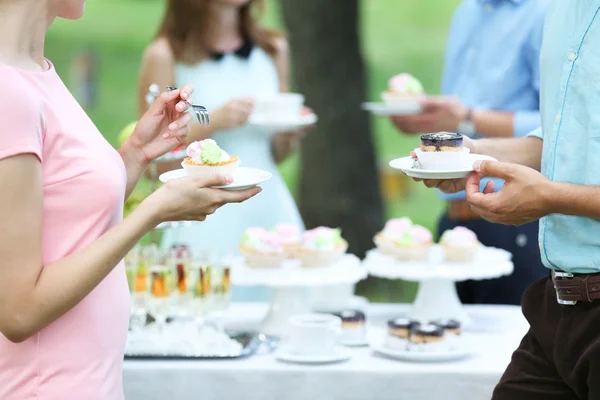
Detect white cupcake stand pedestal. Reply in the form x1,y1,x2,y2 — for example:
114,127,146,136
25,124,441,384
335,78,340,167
230,254,367,336
363,245,513,325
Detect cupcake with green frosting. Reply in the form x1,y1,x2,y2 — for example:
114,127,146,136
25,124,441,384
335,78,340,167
239,227,286,268
374,217,432,261
182,139,240,178
381,73,425,104
298,227,348,267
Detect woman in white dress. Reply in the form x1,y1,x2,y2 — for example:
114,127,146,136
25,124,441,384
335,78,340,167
139,0,309,301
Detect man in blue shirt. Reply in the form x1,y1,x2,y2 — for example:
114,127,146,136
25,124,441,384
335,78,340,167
391,0,548,305
417,1,600,397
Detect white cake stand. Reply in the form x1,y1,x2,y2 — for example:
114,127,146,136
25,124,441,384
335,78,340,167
231,254,367,336
363,245,513,325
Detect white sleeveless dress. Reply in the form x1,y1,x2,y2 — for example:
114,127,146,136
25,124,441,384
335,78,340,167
162,47,304,301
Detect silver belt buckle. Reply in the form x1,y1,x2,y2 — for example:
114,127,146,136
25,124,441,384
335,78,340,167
552,270,577,305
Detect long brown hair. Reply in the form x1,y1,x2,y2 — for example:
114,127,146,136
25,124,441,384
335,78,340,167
156,0,280,64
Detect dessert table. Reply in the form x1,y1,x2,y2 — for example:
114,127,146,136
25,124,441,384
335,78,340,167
123,302,528,400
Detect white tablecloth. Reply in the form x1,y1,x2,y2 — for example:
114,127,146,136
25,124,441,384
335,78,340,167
123,303,528,400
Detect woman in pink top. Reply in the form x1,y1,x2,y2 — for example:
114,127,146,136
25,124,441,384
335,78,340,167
0,1,261,399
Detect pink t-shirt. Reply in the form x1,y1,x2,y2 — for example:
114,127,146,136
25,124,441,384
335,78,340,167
0,61,130,399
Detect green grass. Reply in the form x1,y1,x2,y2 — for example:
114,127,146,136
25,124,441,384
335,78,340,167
46,0,460,302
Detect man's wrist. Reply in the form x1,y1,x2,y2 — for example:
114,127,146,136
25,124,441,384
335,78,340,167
542,181,567,215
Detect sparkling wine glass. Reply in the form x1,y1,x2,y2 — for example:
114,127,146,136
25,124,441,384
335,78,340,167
208,255,232,334
189,261,212,331
148,263,176,333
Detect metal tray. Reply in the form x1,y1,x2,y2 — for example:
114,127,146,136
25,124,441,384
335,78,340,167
124,331,263,360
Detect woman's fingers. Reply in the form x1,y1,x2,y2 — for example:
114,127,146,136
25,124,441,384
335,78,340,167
168,112,194,132
178,84,194,101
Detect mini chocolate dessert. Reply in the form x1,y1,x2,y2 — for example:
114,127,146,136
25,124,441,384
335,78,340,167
410,323,445,344
419,133,463,152
431,319,461,336
387,318,420,339
330,310,367,344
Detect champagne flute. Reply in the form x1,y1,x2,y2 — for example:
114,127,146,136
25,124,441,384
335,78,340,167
208,255,232,334
189,261,212,331
148,263,176,333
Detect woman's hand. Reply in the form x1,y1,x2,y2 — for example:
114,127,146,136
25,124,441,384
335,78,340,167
142,174,262,224
211,97,255,131
126,85,195,165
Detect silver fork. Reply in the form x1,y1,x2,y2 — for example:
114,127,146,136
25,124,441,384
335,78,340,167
166,86,210,126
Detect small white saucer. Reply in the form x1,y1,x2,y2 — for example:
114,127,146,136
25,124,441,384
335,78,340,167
276,346,351,364
361,101,421,116
389,154,498,180
158,166,272,191
248,113,317,131
371,343,472,362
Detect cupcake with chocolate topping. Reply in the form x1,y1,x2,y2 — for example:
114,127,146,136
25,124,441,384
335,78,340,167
239,227,286,268
414,133,469,170
330,310,367,345
440,226,479,262
182,139,240,178
374,217,433,261
409,323,446,352
419,133,463,152
297,227,348,267
385,318,420,350
381,73,425,104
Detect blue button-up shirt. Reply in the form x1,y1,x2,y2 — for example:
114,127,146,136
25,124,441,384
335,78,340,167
527,1,600,273
438,0,547,201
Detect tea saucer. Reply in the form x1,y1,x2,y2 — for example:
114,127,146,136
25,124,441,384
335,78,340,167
276,346,351,364
158,166,272,191
371,343,472,362
388,154,497,180
361,101,421,116
248,113,318,131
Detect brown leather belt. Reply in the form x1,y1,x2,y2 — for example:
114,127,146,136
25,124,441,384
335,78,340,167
447,200,481,221
551,270,600,304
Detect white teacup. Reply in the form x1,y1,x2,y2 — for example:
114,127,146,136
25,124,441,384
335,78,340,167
287,313,341,356
252,93,304,122
414,147,470,170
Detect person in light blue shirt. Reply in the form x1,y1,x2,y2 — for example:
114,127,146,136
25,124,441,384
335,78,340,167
391,0,548,305
417,1,600,397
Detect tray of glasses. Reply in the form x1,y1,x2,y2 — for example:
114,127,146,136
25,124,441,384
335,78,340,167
125,327,263,360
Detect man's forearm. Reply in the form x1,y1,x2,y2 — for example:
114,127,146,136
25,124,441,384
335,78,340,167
472,110,514,138
474,136,542,171
548,182,600,219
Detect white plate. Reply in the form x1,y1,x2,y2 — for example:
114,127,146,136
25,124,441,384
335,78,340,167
248,113,317,131
158,167,273,191
276,346,351,364
371,343,472,362
361,101,422,116
388,154,498,180
341,338,369,347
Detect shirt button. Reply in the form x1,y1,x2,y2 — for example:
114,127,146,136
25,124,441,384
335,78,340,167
568,51,577,61
516,234,528,248
555,113,561,123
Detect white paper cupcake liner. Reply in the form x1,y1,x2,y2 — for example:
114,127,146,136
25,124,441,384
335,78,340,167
181,159,240,179
442,245,477,263
298,242,349,268
374,235,431,261
240,248,286,269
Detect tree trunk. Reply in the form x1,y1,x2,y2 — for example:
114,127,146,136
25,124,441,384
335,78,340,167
280,0,383,258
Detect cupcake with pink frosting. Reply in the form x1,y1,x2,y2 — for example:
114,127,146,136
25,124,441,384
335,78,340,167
239,227,286,268
440,226,479,262
272,224,302,258
374,217,433,261
381,73,425,104
182,139,240,178
298,227,348,267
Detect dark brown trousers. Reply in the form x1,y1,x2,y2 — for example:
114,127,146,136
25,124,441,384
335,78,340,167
493,277,600,399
